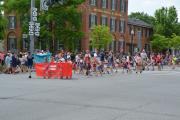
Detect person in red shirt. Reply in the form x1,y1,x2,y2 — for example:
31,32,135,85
84,50,91,76
156,53,161,71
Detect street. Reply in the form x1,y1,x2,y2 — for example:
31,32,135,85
0,68,180,120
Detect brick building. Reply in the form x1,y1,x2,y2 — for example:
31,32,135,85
127,18,152,54
4,12,22,52
79,0,128,52
3,0,152,53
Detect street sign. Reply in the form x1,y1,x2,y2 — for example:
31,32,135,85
40,0,48,11
34,23,40,36
29,22,34,36
29,7,40,37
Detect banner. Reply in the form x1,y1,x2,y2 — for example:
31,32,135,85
34,53,51,63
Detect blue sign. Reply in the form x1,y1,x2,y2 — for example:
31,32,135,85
34,53,51,63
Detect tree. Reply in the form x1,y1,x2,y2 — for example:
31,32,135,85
44,1,84,51
0,1,7,41
4,0,31,50
90,25,112,49
173,22,180,36
49,0,85,7
129,12,155,25
154,6,178,37
170,34,180,50
4,0,85,51
151,34,169,52
4,0,30,14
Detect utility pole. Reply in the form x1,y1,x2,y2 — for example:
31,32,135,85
29,0,35,54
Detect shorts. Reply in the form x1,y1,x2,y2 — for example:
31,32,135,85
28,65,32,69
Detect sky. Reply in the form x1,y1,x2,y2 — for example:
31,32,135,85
128,0,180,22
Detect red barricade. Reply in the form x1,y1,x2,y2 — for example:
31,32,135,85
60,62,72,79
46,62,62,79
35,62,72,79
35,63,48,77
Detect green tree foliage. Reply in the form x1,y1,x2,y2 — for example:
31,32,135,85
129,6,180,52
4,0,84,51
129,12,155,25
49,0,85,7
4,0,30,15
45,5,84,51
0,1,7,40
170,34,180,50
173,22,180,36
151,34,169,52
90,25,112,49
154,6,178,37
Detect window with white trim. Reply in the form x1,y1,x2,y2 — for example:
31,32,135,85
111,0,115,11
8,16,16,29
110,17,116,32
101,16,108,26
102,0,107,9
120,0,126,13
89,13,97,28
119,19,125,33
90,0,96,6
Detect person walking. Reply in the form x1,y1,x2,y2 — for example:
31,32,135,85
172,55,177,69
156,53,161,71
135,53,143,74
11,53,17,74
140,49,147,71
84,50,91,76
27,52,34,78
5,53,12,74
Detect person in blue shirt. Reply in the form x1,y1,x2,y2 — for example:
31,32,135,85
5,53,12,74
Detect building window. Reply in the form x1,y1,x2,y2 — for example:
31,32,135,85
145,29,147,37
111,0,116,11
120,0,126,13
101,15,108,26
89,14,97,28
147,29,150,38
119,19,126,33
90,0,96,6
145,29,150,38
141,28,144,37
8,16,16,29
102,0,107,9
110,17,116,32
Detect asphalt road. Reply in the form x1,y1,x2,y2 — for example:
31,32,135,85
0,68,180,120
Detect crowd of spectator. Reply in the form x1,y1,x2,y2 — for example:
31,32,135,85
0,50,179,77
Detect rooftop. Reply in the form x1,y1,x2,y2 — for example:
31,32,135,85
128,18,153,28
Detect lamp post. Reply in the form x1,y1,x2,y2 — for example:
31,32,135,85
131,29,134,55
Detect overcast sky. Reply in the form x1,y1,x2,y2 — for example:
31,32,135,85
128,0,180,22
